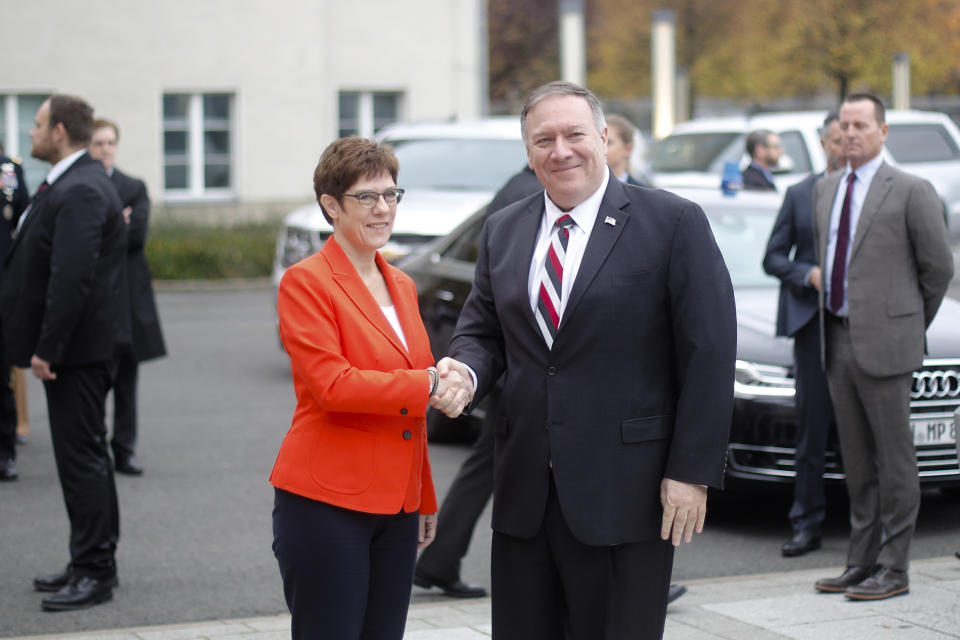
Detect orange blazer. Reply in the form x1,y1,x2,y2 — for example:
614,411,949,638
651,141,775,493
269,236,438,515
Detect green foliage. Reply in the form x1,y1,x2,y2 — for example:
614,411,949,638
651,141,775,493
145,221,278,280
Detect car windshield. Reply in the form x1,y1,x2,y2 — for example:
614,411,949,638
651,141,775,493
886,124,960,163
388,138,528,191
703,203,780,288
650,132,741,172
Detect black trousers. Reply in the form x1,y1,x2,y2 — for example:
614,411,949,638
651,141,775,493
0,315,17,461
272,488,419,640
110,346,139,458
788,318,834,533
415,387,498,583
43,362,119,578
492,473,674,640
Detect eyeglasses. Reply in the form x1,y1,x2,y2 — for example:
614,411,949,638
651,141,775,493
342,188,405,209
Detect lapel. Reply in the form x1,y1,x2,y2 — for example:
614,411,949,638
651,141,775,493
815,171,842,267
323,236,414,367
506,194,549,338
560,176,629,328
849,162,894,262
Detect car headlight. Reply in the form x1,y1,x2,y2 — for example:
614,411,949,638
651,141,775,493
734,360,796,398
278,226,322,268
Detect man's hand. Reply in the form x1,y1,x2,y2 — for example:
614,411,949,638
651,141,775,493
808,266,822,291
660,478,707,546
121,206,132,225
418,513,438,549
429,357,474,418
30,355,56,381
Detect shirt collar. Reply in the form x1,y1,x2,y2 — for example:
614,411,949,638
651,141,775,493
845,150,884,184
542,169,610,232
45,149,88,185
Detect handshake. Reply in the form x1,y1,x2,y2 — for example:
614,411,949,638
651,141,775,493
427,357,475,418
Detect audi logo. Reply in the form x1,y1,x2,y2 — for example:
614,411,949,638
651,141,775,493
911,370,960,399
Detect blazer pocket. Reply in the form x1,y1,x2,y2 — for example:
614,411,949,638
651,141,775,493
886,295,922,318
309,423,375,495
621,415,674,444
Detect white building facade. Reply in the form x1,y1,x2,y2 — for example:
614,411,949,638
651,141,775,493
1,0,486,219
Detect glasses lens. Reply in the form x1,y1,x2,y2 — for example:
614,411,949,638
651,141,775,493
383,189,403,205
357,193,378,208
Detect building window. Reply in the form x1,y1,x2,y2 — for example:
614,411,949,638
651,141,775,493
163,92,233,197
338,91,402,138
1,94,51,193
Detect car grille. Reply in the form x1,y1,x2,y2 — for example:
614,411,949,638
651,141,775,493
727,359,960,483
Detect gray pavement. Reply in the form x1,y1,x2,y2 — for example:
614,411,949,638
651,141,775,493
2,556,959,639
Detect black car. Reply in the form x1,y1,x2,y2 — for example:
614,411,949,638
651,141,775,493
398,187,960,487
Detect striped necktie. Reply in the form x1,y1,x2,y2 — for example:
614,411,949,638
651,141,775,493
535,214,575,349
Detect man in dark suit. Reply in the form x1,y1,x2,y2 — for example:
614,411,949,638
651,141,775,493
0,95,127,611
89,119,167,476
0,144,30,481
436,82,737,639
812,94,953,600
742,129,782,191
762,113,843,557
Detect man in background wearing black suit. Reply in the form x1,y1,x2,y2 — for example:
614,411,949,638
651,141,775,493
0,95,127,611
89,119,167,476
0,142,30,481
762,113,844,557
742,129,782,191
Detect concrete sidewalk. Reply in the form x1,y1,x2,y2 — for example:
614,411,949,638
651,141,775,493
3,556,958,640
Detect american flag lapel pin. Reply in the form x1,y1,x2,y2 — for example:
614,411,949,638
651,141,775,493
604,216,616,226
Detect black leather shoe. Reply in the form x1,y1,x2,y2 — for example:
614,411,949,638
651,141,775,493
0,458,17,481
34,566,72,592
814,566,872,593
845,567,909,600
115,454,143,476
782,529,821,557
414,570,487,598
667,583,687,604
41,575,115,611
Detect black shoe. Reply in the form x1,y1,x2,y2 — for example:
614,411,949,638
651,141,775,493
414,570,487,598
115,454,143,476
814,566,872,593
667,583,687,604
41,575,114,611
34,565,72,592
782,529,821,557
0,458,17,481
844,567,909,600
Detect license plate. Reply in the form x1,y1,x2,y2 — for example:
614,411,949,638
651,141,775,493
911,418,956,446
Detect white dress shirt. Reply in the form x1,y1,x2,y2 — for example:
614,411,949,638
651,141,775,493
824,152,884,316
527,170,610,321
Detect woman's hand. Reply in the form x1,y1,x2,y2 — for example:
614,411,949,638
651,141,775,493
418,513,438,549
429,358,474,418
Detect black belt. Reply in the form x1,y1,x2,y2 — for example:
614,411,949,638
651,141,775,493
824,311,850,328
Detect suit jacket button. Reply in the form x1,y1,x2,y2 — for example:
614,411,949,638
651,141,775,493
402,430,412,440
547,366,557,376
400,408,408,415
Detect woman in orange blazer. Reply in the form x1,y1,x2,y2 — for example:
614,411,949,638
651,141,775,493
270,137,471,640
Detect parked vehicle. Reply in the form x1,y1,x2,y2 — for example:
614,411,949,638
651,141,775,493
272,118,527,290
399,187,960,486
647,111,960,235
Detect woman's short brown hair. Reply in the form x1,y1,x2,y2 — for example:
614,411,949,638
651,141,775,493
313,137,399,224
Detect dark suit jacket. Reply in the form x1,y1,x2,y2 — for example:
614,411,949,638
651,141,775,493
1,155,30,268
813,162,953,376
742,164,777,191
486,167,542,216
110,169,166,362
762,173,821,337
0,152,127,368
449,172,737,545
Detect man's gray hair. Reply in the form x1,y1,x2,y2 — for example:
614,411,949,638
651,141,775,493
520,81,606,143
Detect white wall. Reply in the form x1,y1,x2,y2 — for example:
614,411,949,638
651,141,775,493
1,0,483,208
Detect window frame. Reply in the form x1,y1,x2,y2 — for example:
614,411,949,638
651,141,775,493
337,90,404,139
162,92,236,201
